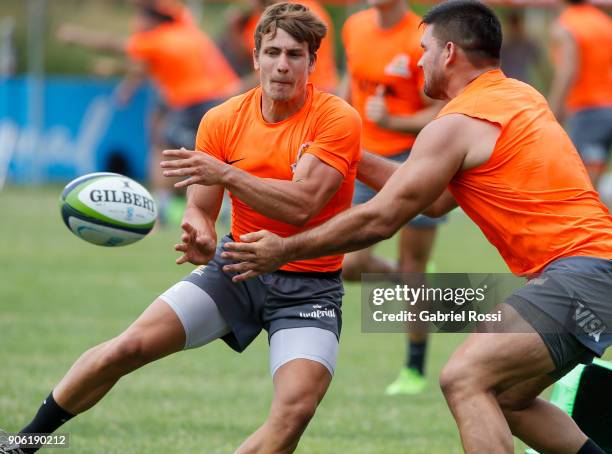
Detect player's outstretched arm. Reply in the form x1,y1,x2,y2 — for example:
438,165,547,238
174,184,223,265
222,115,476,281
161,149,343,227
57,23,126,54
357,151,401,192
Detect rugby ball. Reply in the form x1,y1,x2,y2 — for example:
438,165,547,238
59,172,157,246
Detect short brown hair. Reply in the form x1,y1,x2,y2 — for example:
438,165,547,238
254,2,327,63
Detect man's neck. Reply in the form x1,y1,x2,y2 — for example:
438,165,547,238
375,0,408,29
446,66,499,99
261,90,308,123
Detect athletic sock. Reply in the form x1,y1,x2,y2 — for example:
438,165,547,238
407,340,427,375
577,438,606,454
19,392,75,453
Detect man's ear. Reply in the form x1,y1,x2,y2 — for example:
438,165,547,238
444,41,457,66
253,48,260,71
308,53,317,75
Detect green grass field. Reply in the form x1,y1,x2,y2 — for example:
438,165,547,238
1,187,608,453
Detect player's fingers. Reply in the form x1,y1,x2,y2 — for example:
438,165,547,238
222,261,255,274
162,149,194,158
160,158,193,169
239,230,267,243
222,241,257,253
220,251,256,262
174,176,202,188
375,84,385,97
175,243,188,252
176,254,190,265
163,167,197,178
232,269,260,282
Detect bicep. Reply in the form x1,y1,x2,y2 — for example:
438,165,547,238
368,118,466,230
293,153,344,209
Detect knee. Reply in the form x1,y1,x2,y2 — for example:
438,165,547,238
274,398,318,437
97,333,149,372
439,358,481,405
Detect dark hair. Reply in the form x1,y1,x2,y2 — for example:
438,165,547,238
254,2,327,63
422,0,502,64
566,0,585,4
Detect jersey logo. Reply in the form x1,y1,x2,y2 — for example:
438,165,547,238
291,142,312,173
227,158,245,165
384,53,411,78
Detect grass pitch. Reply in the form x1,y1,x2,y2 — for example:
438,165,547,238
1,186,607,453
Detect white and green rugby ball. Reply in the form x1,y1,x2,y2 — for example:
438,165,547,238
59,172,157,246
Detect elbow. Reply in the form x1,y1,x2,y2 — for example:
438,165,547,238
286,208,313,227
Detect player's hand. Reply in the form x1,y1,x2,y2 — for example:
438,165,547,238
221,230,288,282
365,85,389,127
161,149,229,188
174,221,216,265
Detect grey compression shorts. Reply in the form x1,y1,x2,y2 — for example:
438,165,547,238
158,235,343,376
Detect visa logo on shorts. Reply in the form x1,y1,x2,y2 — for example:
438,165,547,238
573,301,606,343
299,307,336,319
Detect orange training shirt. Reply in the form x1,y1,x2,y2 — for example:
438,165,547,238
342,9,425,156
437,69,612,276
196,84,362,272
557,4,612,111
126,21,240,109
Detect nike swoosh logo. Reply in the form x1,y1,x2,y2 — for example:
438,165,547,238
227,158,245,165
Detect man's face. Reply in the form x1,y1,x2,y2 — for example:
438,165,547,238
418,25,448,100
254,28,313,103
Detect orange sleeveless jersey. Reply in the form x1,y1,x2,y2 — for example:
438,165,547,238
437,69,612,276
126,22,240,109
342,9,425,156
243,0,338,92
196,84,362,272
557,5,612,111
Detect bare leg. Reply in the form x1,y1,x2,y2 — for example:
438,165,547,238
439,304,562,453
236,359,332,454
398,226,437,346
498,375,587,454
53,299,186,414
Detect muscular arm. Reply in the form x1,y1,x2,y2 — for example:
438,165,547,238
222,153,343,226
174,184,224,265
162,150,345,227
548,23,577,122
357,151,457,216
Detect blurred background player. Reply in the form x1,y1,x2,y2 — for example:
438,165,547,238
340,0,443,395
226,0,338,92
57,1,241,225
548,0,612,193
500,11,541,84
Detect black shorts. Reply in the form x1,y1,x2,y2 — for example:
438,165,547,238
183,235,344,352
506,256,612,379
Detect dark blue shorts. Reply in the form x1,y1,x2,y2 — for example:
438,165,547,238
567,107,612,164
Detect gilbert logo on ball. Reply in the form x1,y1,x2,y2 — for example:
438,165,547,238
59,172,157,246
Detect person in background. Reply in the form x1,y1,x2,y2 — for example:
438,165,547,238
58,2,242,225
500,11,540,84
549,0,612,190
340,0,444,395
